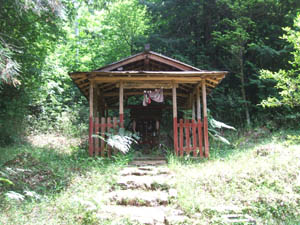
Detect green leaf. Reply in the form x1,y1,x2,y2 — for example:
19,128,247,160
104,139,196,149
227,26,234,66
0,177,14,186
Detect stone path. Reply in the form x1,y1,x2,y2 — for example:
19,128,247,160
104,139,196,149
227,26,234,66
97,158,190,225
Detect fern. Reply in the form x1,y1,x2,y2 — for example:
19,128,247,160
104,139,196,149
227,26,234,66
93,128,139,154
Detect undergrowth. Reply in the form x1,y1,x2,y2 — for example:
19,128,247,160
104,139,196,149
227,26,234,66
0,129,300,224
0,142,131,225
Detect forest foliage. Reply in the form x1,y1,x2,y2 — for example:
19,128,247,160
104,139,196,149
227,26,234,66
0,0,300,145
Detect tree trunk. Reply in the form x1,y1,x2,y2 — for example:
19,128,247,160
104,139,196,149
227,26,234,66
239,49,251,127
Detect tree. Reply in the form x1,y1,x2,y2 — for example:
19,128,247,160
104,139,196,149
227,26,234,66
0,0,68,144
0,0,66,86
213,17,254,126
260,15,300,108
143,0,299,126
65,0,151,72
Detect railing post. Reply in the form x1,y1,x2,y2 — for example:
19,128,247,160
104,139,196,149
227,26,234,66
179,119,184,156
192,120,197,157
101,117,105,157
95,117,99,156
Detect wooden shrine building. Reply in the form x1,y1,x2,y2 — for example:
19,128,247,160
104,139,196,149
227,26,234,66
69,50,228,157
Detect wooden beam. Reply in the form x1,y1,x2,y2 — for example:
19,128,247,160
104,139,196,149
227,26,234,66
70,73,86,78
178,84,190,92
205,82,216,88
103,91,187,97
93,76,203,82
206,78,219,84
79,82,89,88
116,82,178,89
102,84,117,92
71,71,227,77
93,71,227,76
75,77,88,83
99,83,114,89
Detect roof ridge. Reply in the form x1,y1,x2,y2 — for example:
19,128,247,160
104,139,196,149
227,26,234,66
93,51,202,72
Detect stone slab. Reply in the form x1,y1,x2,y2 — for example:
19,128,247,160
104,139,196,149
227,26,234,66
106,189,169,206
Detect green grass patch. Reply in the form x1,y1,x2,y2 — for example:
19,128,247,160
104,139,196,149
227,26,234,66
168,130,300,224
0,143,131,225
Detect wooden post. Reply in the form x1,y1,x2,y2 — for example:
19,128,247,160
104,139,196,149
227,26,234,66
94,85,99,118
89,80,94,156
113,117,118,156
196,85,203,157
97,88,103,118
105,104,108,118
185,119,190,154
192,95,195,120
101,117,105,157
192,120,197,157
172,82,178,155
179,119,184,156
119,81,124,128
95,117,99,156
107,117,112,157
202,79,209,158
196,86,201,120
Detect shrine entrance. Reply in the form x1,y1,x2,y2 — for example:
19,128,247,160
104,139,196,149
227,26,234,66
130,106,162,150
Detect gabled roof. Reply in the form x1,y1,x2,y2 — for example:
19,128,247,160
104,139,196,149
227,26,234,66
94,51,202,72
69,50,228,106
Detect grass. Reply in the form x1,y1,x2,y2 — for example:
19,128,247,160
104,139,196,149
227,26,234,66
0,129,300,224
167,129,300,224
0,141,132,225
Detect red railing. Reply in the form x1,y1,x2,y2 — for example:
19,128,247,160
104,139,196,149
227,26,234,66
89,117,120,157
174,119,207,157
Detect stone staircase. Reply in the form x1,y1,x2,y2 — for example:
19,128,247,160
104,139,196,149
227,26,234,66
97,159,190,225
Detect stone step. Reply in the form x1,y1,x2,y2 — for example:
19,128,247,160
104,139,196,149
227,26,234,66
116,175,172,191
106,190,169,207
133,156,166,161
129,159,167,166
119,166,170,176
97,205,188,225
98,205,166,225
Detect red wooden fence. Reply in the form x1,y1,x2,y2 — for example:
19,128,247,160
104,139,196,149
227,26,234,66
89,116,208,158
174,119,207,158
89,116,120,157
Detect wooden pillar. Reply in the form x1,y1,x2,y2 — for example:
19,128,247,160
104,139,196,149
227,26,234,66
196,85,203,157
172,82,178,155
202,79,209,158
119,81,124,128
94,85,99,118
196,86,201,120
97,88,103,118
191,95,195,120
93,84,101,156
89,80,94,156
